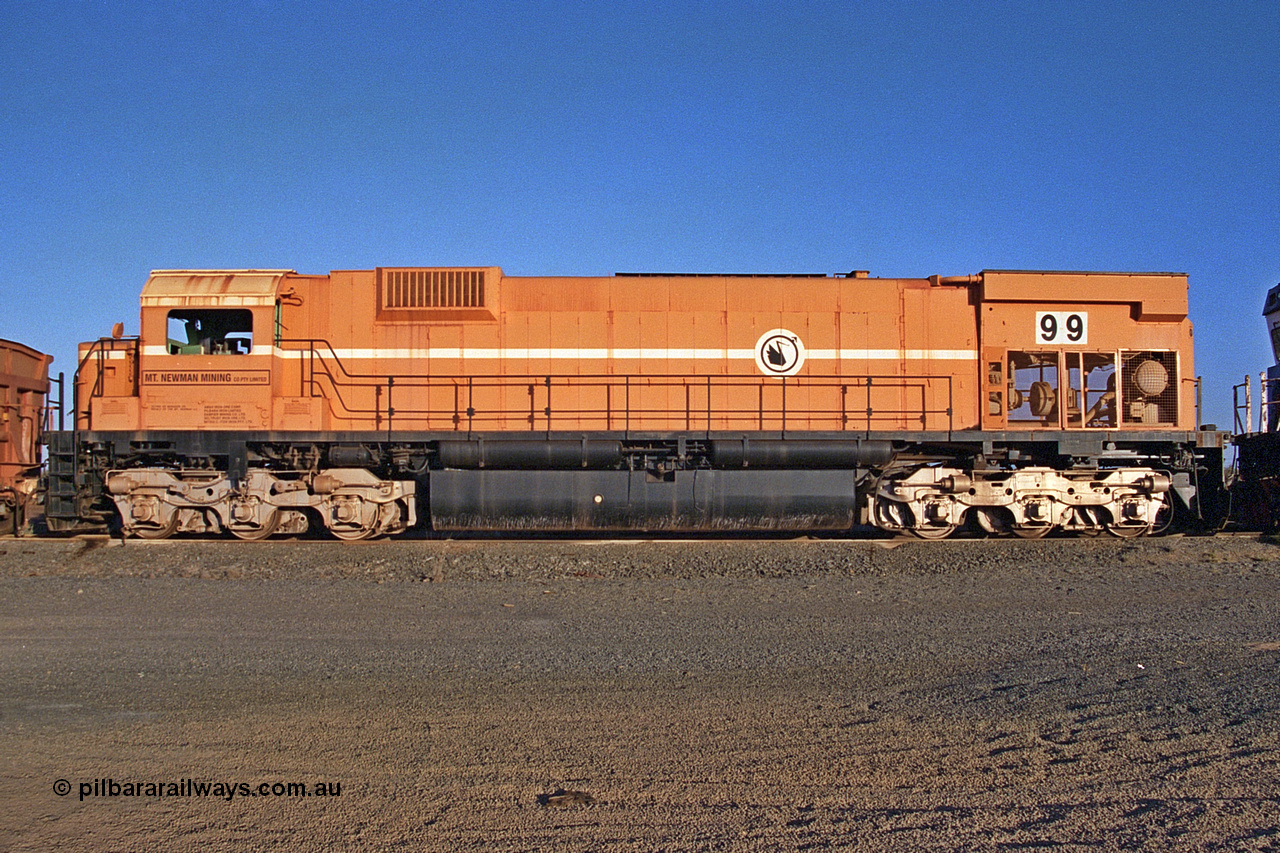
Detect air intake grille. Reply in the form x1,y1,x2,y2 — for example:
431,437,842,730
381,269,486,309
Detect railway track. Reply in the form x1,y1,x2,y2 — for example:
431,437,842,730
1,529,1272,586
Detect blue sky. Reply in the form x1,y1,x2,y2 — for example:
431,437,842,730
3,0,1278,429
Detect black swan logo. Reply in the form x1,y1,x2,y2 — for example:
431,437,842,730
766,341,788,366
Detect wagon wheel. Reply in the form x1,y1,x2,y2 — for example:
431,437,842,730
230,511,280,541
132,514,179,540
1011,525,1052,540
3,495,24,536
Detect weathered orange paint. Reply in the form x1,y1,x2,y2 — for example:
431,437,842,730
75,268,1194,436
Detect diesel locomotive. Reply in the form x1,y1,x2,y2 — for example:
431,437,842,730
1228,282,1280,529
41,266,1228,539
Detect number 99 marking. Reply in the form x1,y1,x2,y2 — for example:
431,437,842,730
1035,311,1088,345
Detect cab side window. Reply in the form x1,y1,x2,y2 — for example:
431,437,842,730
167,310,253,355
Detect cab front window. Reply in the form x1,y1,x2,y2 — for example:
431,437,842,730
167,310,253,355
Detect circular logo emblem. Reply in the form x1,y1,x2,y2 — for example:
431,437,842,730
754,329,806,377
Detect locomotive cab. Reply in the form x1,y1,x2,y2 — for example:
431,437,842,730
1263,283,1280,365
1224,282,1280,529
58,270,415,539
1261,282,1280,433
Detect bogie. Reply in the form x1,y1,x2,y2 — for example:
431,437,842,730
871,465,1173,539
105,468,413,541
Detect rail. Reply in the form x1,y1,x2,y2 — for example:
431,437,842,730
277,338,956,435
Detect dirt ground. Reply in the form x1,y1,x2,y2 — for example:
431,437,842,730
2,534,1278,851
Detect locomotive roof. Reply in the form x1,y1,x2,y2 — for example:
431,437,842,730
133,266,1190,319
142,270,295,307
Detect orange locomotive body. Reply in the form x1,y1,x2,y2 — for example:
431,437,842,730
50,266,1224,538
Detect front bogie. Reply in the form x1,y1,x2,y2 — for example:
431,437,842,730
104,467,414,541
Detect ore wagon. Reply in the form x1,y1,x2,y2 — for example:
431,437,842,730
0,339,52,534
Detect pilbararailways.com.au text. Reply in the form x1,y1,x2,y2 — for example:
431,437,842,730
54,778,342,802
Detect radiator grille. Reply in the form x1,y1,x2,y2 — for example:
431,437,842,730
381,269,486,309
1121,350,1178,425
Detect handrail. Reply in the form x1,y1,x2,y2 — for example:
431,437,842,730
275,338,955,434
1236,372,1280,435
71,337,140,430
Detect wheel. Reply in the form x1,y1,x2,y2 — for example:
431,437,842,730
1011,525,1052,540
871,498,910,533
1106,492,1171,538
910,524,957,540
1105,523,1150,539
327,496,380,541
331,525,377,541
973,507,1013,537
230,511,280,541
132,514,179,540
1071,506,1103,537
1150,493,1174,535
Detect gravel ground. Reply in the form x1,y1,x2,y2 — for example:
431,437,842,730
1,534,1278,851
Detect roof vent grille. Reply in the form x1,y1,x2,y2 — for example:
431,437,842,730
380,268,486,309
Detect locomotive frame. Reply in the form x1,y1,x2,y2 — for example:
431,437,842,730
44,266,1228,539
